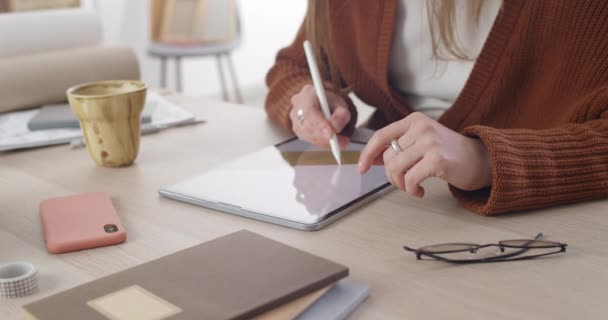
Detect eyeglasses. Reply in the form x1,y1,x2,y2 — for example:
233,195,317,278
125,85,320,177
402,233,567,264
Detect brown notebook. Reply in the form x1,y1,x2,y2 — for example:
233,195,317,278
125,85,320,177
23,230,348,320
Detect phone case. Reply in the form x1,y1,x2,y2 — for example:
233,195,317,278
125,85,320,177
40,192,127,254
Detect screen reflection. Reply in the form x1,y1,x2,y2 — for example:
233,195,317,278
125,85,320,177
278,139,387,218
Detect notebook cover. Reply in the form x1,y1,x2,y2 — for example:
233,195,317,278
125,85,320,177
27,103,152,131
296,280,370,320
22,230,348,320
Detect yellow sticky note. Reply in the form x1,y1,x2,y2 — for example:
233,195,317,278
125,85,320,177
87,285,182,320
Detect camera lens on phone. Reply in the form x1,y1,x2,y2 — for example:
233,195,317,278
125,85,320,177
104,224,118,233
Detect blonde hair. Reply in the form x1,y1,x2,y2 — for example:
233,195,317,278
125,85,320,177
426,0,489,60
305,0,340,89
305,0,499,86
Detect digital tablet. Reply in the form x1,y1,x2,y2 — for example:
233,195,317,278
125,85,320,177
159,137,392,231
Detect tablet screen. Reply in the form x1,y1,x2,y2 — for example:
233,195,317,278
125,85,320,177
162,139,389,225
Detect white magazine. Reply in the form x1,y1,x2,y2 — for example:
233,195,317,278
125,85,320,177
0,92,196,152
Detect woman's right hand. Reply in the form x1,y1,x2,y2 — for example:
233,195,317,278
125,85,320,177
289,84,352,148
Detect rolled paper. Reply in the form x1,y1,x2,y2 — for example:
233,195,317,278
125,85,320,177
0,46,140,113
0,8,103,58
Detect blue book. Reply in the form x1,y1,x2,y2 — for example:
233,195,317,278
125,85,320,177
297,280,370,320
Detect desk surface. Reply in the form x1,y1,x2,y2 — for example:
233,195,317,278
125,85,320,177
2,96,608,320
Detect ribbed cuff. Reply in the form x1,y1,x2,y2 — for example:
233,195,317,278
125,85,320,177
450,123,608,215
341,94,359,136
265,75,312,130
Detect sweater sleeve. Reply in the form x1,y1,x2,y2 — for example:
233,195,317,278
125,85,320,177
264,22,357,132
450,112,608,215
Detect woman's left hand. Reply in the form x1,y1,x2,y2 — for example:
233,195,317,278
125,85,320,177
358,112,493,197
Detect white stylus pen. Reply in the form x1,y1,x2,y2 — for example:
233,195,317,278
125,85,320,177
303,40,342,165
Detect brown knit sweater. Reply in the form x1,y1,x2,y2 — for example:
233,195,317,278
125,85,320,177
265,0,608,215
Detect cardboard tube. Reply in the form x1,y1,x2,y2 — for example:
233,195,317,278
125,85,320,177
0,8,103,58
0,46,140,113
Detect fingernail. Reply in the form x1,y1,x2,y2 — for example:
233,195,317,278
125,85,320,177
330,120,339,130
333,120,345,132
322,128,331,137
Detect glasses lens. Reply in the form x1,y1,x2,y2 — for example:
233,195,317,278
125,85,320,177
499,239,563,248
418,243,479,254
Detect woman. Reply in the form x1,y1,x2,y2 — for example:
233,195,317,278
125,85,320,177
265,0,608,215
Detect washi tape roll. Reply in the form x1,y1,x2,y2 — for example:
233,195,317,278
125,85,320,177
0,262,38,299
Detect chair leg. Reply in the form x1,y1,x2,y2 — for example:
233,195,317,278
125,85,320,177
160,56,167,89
175,56,182,93
215,54,229,102
225,53,243,104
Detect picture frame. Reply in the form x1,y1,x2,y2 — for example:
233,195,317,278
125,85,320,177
160,0,206,44
7,0,79,12
0,0,9,13
154,0,237,45
195,0,237,43
149,0,167,42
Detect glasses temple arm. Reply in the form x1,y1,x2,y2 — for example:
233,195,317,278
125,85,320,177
478,233,546,261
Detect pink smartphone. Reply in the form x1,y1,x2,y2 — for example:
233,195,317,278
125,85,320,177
40,192,127,254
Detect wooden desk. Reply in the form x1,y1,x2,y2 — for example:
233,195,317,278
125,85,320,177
2,96,608,320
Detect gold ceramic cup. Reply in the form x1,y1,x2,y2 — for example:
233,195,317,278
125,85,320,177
67,80,147,167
